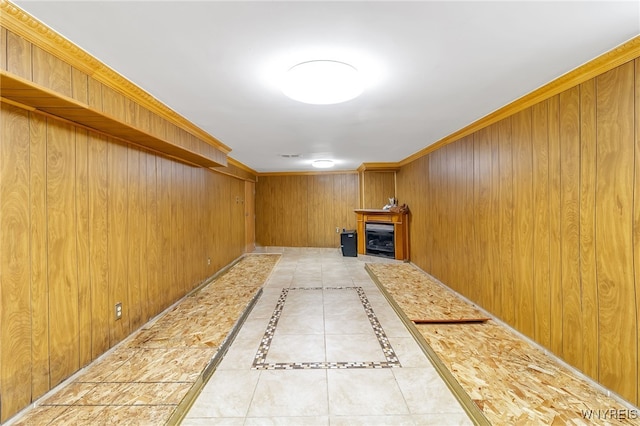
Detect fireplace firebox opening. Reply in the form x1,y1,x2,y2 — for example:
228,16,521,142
365,222,395,258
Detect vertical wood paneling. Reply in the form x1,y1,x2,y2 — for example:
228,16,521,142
331,174,345,246
596,62,636,403
462,137,475,299
32,46,72,98
138,150,149,322
127,147,143,330
579,78,598,379
1,27,7,71
429,149,442,281
256,173,357,248
358,171,365,208
331,175,344,246
292,176,308,246
450,141,463,295
159,157,173,309
548,94,563,357
1,34,254,421
87,77,102,111
441,145,454,290
512,108,534,338
498,118,515,326
307,175,329,245
29,112,49,399
88,133,109,359
135,104,152,135
532,101,551,349
215,173,231,268
102,86,127,123
6,30,31,80
363,172,395,208
75,128,92,368
46,119,79,387
71,68,88,104
173,161,184,295
107,140,129,345
0,104,32,422
635,57,640,408
231,178,245,255
396,61,639,405
474,129,491,308
398,157,429,272
489,124,502,319
447,143,465,294
145,153,160,318
559,86,582,369
245,181,256,253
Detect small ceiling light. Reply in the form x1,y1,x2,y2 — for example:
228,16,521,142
282,60,363,105
312,160,335,169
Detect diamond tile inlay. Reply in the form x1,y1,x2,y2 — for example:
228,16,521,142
252,286,401,370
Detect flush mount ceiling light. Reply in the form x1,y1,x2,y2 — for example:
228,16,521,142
281,60,363,105
311,159,335,169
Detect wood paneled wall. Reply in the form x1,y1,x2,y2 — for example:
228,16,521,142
397,59,640,406
0,25,248,422
359,171,396,209
0,103,246,422
255,174,358,247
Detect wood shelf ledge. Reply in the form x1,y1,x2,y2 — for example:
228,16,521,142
1,70,227,169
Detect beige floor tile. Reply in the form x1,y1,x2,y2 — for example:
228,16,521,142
325,333,386,362
324,312,375,335
189,370,261,417
182,248,469,425
265,333,326,363
411,413,474,425
327,369,410,416
247,370,329,417
216,338,262,371
276,309,325,335
329,415,416,425
245,416,329,425
393,368,467,415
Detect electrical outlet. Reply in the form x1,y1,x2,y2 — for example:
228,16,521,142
207,257,211,265
336,227,340,233
115,302,122,320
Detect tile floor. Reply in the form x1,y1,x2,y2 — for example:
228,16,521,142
182,248,472,425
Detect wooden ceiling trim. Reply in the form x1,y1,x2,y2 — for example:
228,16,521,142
356,162,401,172
257,170,359,177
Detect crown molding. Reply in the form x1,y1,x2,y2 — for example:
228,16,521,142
0,0,231,155
357,162,401,173
227,157,258,176
257,170,358,177
400,35,640,166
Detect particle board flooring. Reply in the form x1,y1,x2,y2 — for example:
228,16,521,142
6,253,280,426
367,262,640,425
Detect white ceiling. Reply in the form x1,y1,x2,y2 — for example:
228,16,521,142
14,1,640,172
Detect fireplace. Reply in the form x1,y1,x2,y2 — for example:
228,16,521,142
365,222,395,258
354,209,409,260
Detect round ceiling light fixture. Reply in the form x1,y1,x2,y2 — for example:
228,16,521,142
311,159,335,169
281,60,363,105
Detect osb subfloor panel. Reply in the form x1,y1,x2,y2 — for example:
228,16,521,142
367,263,639,425
10,254,281,426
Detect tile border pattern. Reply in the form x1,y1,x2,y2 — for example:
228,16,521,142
252,286,401,370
